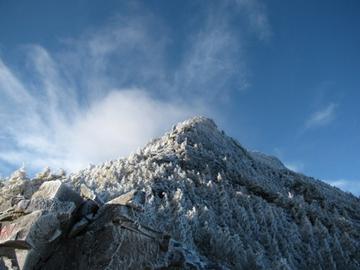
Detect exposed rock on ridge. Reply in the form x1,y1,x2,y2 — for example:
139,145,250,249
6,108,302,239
1,116,360,269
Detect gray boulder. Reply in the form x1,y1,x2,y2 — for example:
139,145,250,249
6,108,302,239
0,180,84,270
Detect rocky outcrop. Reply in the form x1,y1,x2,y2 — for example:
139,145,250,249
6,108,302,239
0,179,83,269
0,178,206,270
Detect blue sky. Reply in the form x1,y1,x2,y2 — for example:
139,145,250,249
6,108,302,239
0,0,359,194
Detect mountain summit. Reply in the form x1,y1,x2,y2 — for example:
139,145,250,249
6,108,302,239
1,117,359,269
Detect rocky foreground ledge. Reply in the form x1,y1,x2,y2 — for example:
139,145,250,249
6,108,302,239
0,171,203,270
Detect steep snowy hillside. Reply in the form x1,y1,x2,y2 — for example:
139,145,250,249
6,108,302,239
1,117,360,269
66,117,360,269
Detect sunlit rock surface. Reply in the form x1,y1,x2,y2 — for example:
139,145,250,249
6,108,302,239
1,117,360,269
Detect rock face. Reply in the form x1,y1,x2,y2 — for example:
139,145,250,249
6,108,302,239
1,116,360,269
0,179,84,269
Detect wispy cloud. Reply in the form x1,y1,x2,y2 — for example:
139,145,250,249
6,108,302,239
284,162,305,173
235,0,272,41
0,45,200,172
305,103,338,129
0,1,270,175
327,179,360,196
0,87,196,171
175,9,249,101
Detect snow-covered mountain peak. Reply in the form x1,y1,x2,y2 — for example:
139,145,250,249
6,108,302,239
1,116,360,269
141,116,247,163
173,116,217,131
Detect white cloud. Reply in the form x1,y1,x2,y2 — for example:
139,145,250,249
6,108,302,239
0,20,210,174
175,10,250,102
305,103,338,129
0,88,197,171
327,179,360,196
0,41,201,173
0,1,270,175
174,0,272,101
0,59,34,105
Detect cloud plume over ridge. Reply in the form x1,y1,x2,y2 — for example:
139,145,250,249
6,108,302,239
0,2,269,174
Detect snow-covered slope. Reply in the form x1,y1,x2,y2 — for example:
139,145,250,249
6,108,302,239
64,116,360,269
1,116,360,269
